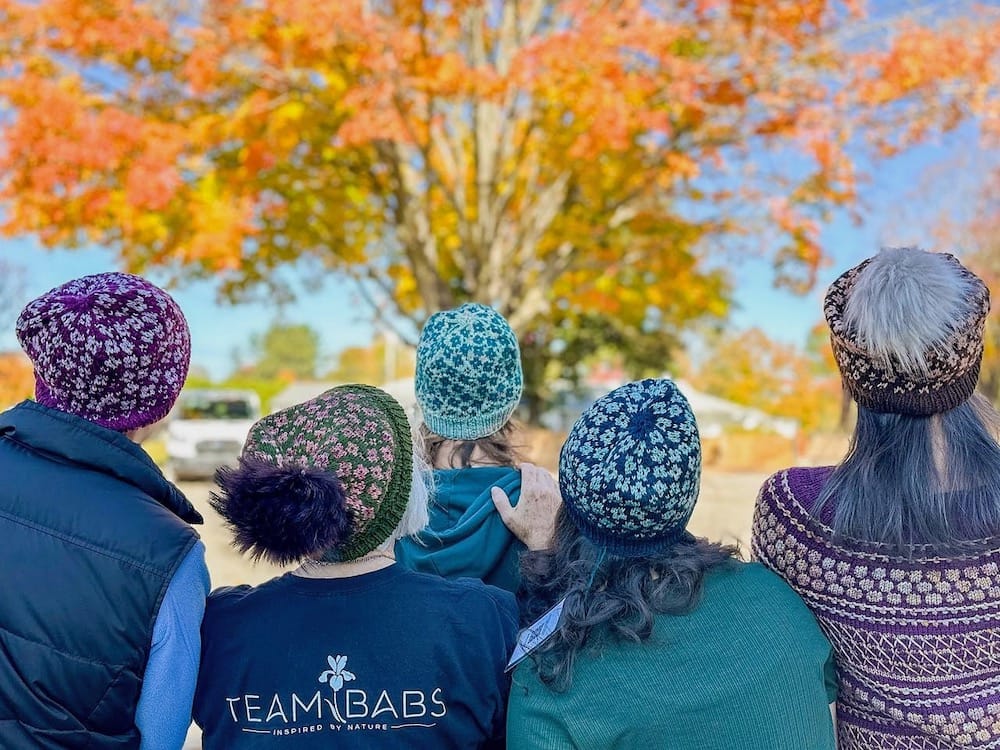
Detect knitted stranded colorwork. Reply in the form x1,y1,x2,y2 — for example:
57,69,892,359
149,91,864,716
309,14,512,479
214,385,413,563
825,251,989,416
558,378,701,557
415,303,523,440
16,272,191,431
753,467,1000,750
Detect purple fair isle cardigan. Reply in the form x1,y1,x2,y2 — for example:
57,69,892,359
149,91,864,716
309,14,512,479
752,466,1000,750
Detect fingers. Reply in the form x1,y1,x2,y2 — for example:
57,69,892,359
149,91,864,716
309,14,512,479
518,462,538,494
512,462,562,551
491,486,515,526
492,464,563,551
520,462,559,499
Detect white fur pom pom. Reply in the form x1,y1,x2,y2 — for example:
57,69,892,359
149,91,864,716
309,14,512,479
843,247,976,376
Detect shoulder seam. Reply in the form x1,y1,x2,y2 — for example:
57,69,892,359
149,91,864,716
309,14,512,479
0,508,176,577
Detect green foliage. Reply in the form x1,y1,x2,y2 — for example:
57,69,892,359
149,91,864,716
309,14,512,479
246,322,321,381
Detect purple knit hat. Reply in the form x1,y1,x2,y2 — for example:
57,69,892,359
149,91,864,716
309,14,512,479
16,272,191,432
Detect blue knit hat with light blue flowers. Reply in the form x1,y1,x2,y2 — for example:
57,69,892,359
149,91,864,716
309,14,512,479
415,303,523,440
559,379,701,557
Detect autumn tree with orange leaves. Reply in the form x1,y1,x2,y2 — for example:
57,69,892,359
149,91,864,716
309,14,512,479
690,324,843,433
0,0,998,413
0,261,29,409
0,352,33,408
954,172,1000,403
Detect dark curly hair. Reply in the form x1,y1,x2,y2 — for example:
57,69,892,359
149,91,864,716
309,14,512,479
518,507,739,692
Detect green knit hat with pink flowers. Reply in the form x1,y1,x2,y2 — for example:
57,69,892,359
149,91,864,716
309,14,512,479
211,384,413,563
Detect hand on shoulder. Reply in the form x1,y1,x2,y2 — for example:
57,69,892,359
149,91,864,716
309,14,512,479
491,462,562,551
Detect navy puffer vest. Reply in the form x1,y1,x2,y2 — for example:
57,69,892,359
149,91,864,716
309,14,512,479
0,401,203,749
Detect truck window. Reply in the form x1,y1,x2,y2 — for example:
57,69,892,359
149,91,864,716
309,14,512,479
179,399,255,420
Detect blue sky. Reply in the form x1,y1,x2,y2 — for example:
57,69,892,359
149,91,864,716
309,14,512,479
0,124,989,379
0,243,373,378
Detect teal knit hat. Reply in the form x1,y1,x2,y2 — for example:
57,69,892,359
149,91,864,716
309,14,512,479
415,303,524,440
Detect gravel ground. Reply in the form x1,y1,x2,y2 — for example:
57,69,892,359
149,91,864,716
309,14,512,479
180,468,770,748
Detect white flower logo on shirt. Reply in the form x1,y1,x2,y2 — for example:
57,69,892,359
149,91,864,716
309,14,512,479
319,654,356,723
319,654,356,691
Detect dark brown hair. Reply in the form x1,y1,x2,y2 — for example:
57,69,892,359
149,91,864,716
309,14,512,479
519,508,739,692
419,421,523,468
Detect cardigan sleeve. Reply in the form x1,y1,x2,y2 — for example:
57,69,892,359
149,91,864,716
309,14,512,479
136,542,210,750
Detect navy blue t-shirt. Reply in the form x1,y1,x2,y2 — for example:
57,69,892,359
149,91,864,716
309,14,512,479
194,565,518,749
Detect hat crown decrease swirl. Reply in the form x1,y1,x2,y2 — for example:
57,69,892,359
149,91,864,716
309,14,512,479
558,378,702,557
15,271,191,431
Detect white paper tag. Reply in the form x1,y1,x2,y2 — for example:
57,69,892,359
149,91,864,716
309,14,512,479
505,597,566,673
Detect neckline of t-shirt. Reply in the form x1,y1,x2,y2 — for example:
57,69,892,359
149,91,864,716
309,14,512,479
274,563,409,596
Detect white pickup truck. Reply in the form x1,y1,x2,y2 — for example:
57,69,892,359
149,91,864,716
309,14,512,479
164,389,261,481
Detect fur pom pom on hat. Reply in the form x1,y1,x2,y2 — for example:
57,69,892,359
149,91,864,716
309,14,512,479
558,378,701,557
212,458,353,566
16,272,190,432
415,303,523,440
211,384,413,564
825,248,989,416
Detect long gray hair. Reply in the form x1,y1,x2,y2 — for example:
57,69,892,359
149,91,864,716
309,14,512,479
816,393,1000,552
816,249,1000,553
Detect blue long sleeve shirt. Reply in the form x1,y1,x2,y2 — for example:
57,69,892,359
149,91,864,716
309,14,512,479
136,542,211,749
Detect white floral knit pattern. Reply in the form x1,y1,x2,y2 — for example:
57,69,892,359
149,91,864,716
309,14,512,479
559,378,701,556
16,272,190,431
415,303,523,440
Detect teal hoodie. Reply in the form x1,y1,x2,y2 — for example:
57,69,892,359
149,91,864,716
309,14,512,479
396,465,524,593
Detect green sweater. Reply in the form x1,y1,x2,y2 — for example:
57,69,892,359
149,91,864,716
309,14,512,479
507,561,837,750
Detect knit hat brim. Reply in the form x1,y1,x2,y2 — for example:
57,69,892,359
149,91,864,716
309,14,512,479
235,384,414,563
323,386,413,561
421,401,518,441
563,499,695,557
832,339,984,416
34,374,178,432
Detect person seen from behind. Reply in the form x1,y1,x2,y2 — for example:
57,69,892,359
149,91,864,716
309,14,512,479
195,384,518,748
0,272,208,749
753,247,1000,749
396,303,549,593
507,378,837,750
